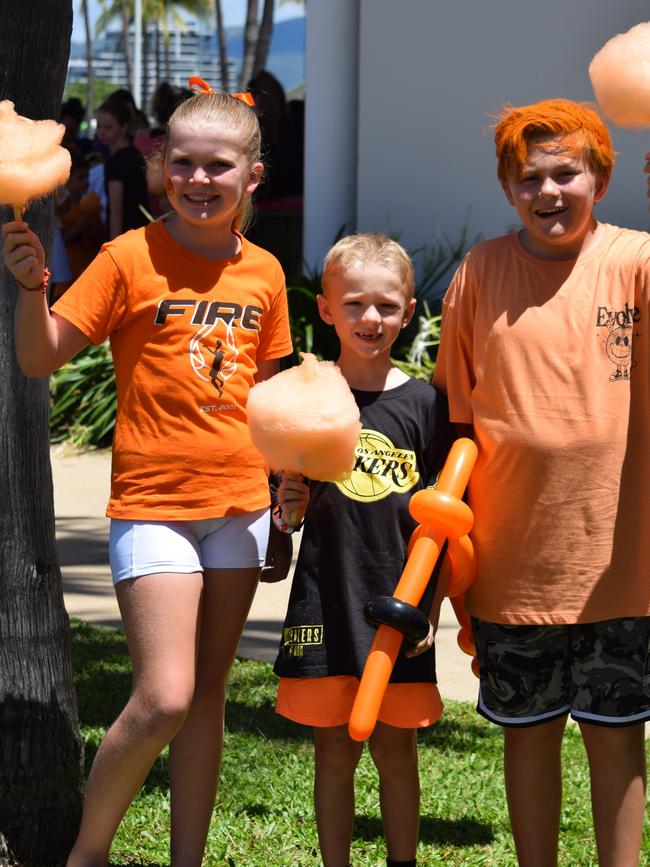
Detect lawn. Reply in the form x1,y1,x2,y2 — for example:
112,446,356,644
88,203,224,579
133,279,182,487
71,619,650,866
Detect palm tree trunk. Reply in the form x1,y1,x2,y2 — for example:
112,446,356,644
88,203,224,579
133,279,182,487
0,1,83,863
164,33,171,82
155,22,161,89
239,0,259,89
120,0,133,93
142,21,150,110
82,0,94,123
215,0,229,91
252,0,273,77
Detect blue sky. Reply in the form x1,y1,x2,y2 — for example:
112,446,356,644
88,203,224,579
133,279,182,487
71,0,305,41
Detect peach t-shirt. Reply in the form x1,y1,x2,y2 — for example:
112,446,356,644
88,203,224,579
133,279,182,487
434,224,650,624
53,221,292,519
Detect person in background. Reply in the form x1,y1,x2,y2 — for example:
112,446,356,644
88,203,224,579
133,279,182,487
54,152,105,297
247,70,302,202
96,98,149,237
61,97,92,156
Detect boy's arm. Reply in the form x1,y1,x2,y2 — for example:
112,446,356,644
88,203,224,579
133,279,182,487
3,221,89,376
404,555,449,658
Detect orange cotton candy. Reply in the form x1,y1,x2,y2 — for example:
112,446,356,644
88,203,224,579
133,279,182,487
589,22,650,128
247,352,361,482
0,101,71,210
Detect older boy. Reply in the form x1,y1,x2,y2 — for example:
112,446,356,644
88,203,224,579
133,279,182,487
434,99,650,866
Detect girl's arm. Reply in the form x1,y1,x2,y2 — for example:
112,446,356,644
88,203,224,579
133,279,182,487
3,221,90,376
107,179,124,240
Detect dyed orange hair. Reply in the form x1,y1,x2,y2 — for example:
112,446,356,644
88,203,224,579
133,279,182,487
495,98,616,187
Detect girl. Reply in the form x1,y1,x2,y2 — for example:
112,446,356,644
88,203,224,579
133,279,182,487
3,81,292,867
95,98,149,238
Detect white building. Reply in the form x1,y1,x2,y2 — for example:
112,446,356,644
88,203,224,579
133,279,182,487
303,0,650,276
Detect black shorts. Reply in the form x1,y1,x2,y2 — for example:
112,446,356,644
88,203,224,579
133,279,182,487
472,616,650,728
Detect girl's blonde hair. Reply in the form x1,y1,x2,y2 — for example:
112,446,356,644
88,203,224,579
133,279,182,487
147,90,262,233
322,233,415,299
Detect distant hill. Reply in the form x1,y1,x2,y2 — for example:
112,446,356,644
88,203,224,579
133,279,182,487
226,16,305,58
225,16,305,92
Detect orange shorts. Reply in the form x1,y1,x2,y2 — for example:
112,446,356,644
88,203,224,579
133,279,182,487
276,675,443,730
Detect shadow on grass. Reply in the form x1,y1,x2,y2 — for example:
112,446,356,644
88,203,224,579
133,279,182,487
354,814,494,847
72,617,500,788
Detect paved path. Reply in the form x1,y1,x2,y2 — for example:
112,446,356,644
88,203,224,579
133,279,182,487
53,446,478,704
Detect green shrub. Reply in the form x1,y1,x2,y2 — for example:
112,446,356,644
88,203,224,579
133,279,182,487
393,302,442,382
50,341,116,450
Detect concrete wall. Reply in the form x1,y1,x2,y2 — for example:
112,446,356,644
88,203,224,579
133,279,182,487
303,0,360,270
305,0,650,276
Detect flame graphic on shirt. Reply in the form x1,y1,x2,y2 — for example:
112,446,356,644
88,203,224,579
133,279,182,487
189,317,239,394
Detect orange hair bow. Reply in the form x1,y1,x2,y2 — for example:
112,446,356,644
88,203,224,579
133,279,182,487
188,76,255,107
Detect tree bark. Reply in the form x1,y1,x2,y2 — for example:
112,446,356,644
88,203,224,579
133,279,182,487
0,2,84,864
252,0,274,77
239,0,259,89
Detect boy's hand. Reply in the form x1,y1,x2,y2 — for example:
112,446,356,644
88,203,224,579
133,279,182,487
277,472,309,527
2,221,45,289
405,621,434,657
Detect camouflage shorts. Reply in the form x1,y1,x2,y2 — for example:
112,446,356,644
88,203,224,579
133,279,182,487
472,617,650,727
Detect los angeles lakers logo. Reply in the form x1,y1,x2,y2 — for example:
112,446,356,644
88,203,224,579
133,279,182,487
337,428,419,502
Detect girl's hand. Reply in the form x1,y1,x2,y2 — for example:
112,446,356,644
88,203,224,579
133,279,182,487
405,621,434,658
2,221,45,289
277,472,309,527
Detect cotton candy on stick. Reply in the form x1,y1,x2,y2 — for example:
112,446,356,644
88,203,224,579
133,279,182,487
247,352,361,482
589,22,650,128
0,100,71,219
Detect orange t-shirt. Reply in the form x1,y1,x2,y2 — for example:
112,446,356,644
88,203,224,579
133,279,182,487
434,224,650,624
53,221,293,520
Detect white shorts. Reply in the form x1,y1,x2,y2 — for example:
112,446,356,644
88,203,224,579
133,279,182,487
109,508,270,585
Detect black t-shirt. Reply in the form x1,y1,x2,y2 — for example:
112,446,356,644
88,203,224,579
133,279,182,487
104,145,149,233
274,377,454,683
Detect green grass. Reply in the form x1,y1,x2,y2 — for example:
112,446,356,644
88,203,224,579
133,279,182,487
71,619,650,866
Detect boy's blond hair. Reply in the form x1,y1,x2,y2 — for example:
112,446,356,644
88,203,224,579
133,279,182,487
322,233,415,299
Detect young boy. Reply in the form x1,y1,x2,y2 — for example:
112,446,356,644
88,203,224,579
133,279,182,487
434,98,650,866
273,234,454,867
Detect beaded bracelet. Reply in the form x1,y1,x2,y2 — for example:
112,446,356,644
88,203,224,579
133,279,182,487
19,267,51,295
272,503,303,535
